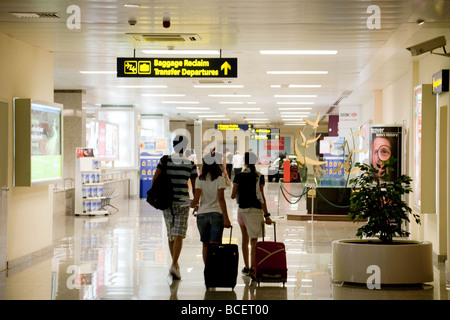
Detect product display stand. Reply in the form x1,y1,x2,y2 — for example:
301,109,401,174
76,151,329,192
75,156,119,216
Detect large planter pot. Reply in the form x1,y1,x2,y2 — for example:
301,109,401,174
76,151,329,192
332,239,433,285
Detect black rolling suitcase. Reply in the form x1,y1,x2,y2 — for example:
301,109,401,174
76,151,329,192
204,226,239,290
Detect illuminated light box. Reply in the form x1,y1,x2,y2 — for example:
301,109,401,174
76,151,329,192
14,98,63,186
86,119,119,160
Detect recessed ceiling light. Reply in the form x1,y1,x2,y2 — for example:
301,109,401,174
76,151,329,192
260,50,337,55
79,71,117,74
282,119,307,121
188,111,216,114
163,101,199,104
176,107,210,110
117,85,167,88
234,111,264,114
208,94,252,97
267,71,328,75
10,12,40,18
289,84,322,88
194,85,244,88
278,108,312,110
284,123,306,126
280,112,311,114
142,49,220,55
142,93,185,97
227,108,261,110
276,102,314,105
274,95,317,98
198,115,225,118
124,4,141,8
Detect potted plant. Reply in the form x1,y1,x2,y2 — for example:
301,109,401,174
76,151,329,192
332,158,433,285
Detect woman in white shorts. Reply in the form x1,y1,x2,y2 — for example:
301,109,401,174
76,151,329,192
231,152,272,278
191,153,231,263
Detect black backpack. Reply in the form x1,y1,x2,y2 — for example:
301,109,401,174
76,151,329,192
146,155,173,210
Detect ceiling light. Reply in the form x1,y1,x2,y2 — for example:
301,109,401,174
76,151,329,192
10,12,40,18
281,115,310,118
267,71,328,75
142,49,220,55
79,71,117,74
194,85,244,88
276,102,314,105
260,50,337,55
234,111,264,114
278,108,312,110
142,93,185,97
280,112,311,114
163,101,199,104
289,85,322,88
274,95,317,98
176,107,209,110
282,119,306,121
124,4,141,8
208,94,252,97
227,108,261,110
188,111,216,114
198,115,225,118
117,85,167,88
204,118,231,121
284,123,306,126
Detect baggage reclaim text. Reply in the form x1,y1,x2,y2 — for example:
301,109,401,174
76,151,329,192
154,59,218,77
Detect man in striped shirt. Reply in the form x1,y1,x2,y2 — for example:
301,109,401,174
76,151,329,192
153,135,198,280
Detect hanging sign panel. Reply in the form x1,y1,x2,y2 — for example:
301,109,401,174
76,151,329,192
117,57,237,78
432,69,449,94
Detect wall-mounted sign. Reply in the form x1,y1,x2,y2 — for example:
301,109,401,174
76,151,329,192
215,124,253,131
117,57,237,78
432,69,449,94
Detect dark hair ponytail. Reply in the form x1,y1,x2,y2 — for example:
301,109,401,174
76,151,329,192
244,152,257,174
199,153,223,181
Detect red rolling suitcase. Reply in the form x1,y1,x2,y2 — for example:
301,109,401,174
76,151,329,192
254,222,287,287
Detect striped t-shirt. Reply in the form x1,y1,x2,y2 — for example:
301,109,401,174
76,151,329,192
157,154,198,204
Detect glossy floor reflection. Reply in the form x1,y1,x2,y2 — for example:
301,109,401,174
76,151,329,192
1,182,449,300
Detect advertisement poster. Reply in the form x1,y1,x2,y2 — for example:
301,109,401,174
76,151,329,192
321,136,346,186
30,103,62,182
413,86,422,208
369,125,402,182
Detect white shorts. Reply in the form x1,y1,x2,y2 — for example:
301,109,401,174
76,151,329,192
237,207,264,239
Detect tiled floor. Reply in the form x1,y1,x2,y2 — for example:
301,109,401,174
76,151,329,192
1,182,449,300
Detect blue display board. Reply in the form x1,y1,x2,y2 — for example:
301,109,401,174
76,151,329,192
139,151,163,198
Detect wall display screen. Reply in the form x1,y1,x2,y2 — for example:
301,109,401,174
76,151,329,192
14,99,63,186
30,103,62,182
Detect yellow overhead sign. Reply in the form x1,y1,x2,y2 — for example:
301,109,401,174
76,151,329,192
117,57,238,78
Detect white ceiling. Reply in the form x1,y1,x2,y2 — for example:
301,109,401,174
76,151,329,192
1,0,450,126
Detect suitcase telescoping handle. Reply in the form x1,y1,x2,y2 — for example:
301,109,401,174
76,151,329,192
262,221,276,242
227,225,233,244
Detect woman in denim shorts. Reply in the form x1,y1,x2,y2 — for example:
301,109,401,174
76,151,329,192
190,153,231,263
